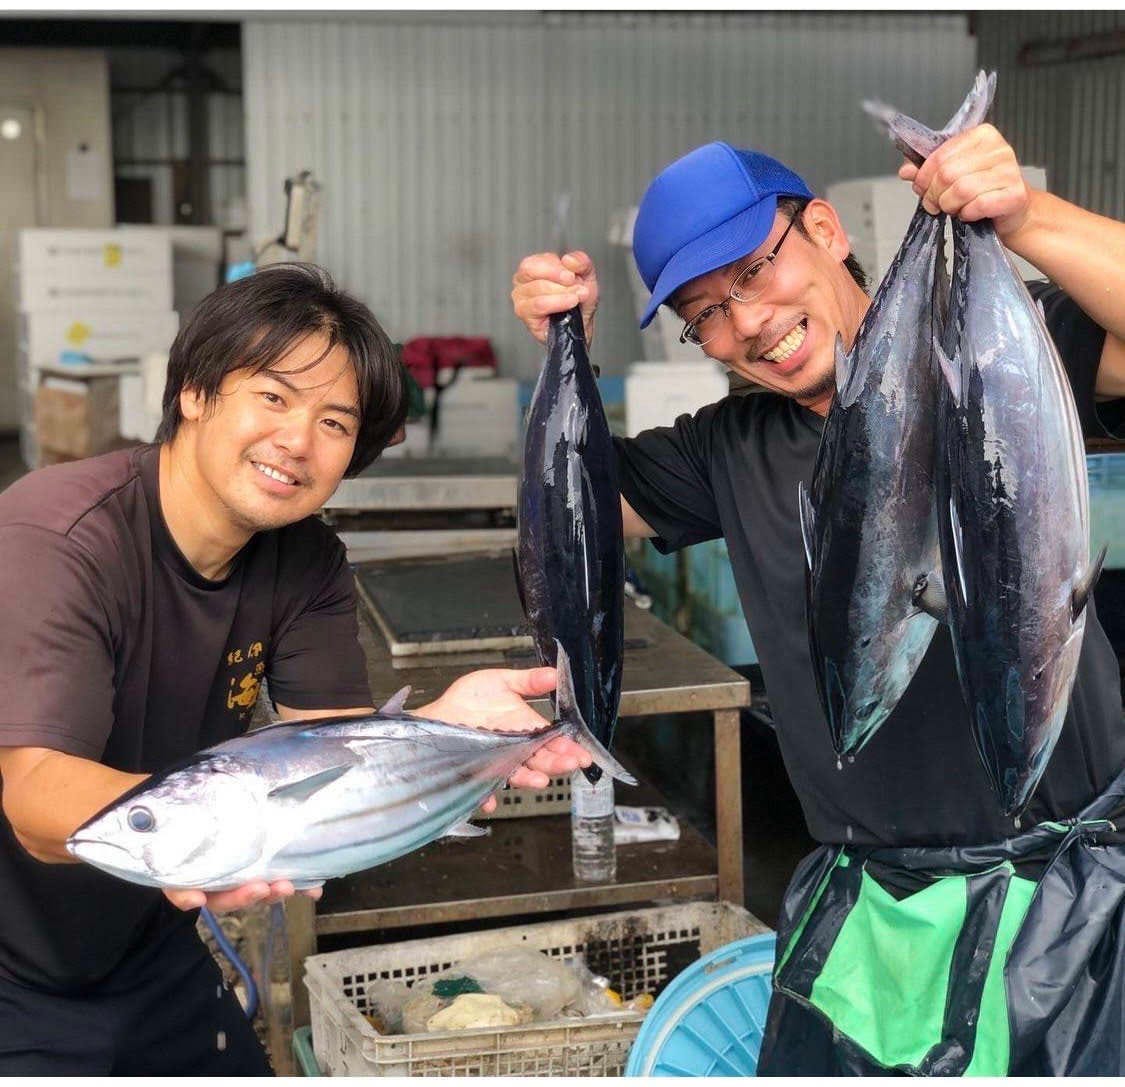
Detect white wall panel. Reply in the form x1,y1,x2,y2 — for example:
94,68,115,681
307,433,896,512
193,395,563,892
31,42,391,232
244,13,975,378
976,12,1125,220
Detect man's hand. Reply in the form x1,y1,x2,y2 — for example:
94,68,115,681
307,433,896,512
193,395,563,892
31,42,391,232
511,251,599,347
899,123,1031,240
419,666,594,791
164,880,322,914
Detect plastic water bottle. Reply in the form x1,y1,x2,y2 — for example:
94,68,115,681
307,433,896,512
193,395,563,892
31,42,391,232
571,770,617,883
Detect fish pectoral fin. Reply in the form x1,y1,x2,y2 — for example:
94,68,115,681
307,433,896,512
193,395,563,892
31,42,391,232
442,821,490,839
1073,544,1108,622
934,338,962,406
912,570,949,623
511,547,529,617
378,686,412,716
266,763,354,804
947,499,970,605
797,482,816,571
554,640,638,787
833,333,853,399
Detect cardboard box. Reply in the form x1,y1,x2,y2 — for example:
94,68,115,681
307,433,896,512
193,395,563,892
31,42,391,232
34,373,121,459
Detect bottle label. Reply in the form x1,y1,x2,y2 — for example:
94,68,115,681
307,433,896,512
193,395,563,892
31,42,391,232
570,771,615,818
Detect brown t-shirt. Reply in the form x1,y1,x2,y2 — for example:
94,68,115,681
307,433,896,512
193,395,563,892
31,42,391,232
0,443,372,991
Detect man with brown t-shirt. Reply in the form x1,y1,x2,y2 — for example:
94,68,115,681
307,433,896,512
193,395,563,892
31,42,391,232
0,264,592,1075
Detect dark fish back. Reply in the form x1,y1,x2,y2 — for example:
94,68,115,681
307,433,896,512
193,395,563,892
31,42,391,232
517,307,625,766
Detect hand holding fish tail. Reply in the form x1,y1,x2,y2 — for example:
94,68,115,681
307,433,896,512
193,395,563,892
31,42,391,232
511,250,598,346
417,665,595,790
898,122,1031,238
164,879,322,915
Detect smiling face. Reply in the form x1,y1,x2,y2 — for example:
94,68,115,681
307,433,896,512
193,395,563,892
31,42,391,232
670,200,872,416
170,332,361,542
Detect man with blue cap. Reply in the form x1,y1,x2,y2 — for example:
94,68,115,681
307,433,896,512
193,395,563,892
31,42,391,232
513,123,1125,1075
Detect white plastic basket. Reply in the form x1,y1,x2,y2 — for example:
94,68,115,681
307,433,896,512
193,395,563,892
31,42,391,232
475,775,571,820
305,901,767,1077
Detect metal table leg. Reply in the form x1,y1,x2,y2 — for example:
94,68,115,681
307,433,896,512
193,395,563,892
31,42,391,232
286,894,317,1031
713,707,744,905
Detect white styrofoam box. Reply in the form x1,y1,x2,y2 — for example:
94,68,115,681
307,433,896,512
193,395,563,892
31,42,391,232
610,206,706,365
141,351,170,420
19,228,173,312
18,228,171,278
119,372,160,442
827,166,1048,286
20,275,174,313
21,311,180,371
625,359,731,438
431,370,518,458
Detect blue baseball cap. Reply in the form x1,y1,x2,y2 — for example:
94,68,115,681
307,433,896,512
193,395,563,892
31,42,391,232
633,142,814,329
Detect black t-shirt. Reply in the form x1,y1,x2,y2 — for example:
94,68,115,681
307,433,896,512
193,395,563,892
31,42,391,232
616,284,1124,848
0,444,372,992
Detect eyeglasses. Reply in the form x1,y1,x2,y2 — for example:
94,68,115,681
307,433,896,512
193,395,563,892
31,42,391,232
678,215,799,347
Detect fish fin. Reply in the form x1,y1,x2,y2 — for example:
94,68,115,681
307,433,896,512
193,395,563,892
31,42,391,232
912,571,949,624
553,640,637,786
934,337,962,406
948,499,969,605
797,482,816,571
863,70,995,163
1073,544,1108,622
378,686,412,715
267,763,353,804
833,332,851,397
442,821,490,839
511,547,528,618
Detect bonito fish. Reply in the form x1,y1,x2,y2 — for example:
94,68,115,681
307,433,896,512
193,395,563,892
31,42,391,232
796,82,994,756
870,71,1105,815
517,306,626,781
66,647,635,890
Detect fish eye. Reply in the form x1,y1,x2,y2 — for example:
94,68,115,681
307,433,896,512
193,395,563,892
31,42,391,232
127,806,156,833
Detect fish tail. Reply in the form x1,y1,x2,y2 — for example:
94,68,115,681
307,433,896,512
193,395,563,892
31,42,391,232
863,70,996,163
553,639,637,786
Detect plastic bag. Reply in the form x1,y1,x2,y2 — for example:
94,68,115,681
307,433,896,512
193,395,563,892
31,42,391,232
421,948,582,1022
360,978,413,1035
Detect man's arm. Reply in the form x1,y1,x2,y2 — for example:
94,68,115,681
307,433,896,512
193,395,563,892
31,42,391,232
901,124,1125,398
0,746,146,863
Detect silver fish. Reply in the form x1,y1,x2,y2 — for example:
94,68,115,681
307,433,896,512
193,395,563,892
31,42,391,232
873,71,1106,815
796,81,993,756
66,644,635,890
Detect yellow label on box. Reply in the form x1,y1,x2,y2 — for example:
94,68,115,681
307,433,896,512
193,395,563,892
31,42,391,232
103,243,122,268
65,321,91,346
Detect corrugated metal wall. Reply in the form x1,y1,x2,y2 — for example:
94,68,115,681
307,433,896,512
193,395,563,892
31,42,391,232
976,12,1125,221
243,13,975,378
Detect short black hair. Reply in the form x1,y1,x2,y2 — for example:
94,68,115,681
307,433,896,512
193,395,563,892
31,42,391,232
778,196,870,294
156,263,407,477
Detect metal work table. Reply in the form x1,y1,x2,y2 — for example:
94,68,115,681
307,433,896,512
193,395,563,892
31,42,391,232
323,456,521,561
325,454,520,512
286,586,751,1028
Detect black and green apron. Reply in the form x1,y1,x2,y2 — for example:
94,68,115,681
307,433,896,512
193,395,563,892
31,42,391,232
759,766,1125,1076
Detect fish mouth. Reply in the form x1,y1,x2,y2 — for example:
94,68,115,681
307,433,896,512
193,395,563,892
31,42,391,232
66,837,151,879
